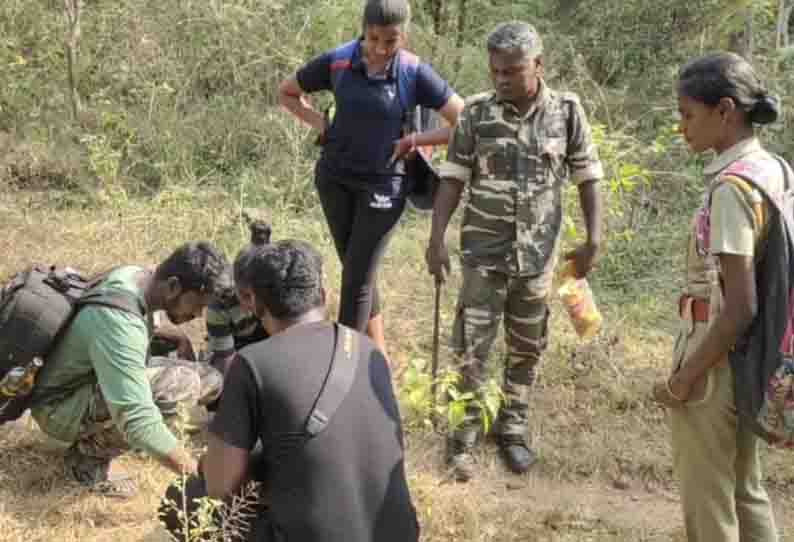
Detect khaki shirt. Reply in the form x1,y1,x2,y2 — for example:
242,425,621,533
440,81,604,276
686,138,785,317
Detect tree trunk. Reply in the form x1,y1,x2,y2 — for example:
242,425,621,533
788,4,794,47
455,0,467,47
64,0,82,122
427,0,444,35
728,5,753,60
452,0,468,77
556,0,583,17
745,6,754,59
777,0,793,49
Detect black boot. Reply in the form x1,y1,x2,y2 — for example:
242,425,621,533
446,436,475,482
498,434,537,474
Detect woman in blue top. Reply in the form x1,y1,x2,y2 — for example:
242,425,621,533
279,0,463,362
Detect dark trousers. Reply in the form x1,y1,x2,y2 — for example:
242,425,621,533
315,175,405,332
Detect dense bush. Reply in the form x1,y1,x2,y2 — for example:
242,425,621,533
0,0,792,295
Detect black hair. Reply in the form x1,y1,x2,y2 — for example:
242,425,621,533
155,241,231,296
677,52,780,125
234,240,324,320
249,220,272,246
362,0,410,33
232,220,273,300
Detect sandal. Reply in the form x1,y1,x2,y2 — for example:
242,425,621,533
65,446,138,499
89,472,138,499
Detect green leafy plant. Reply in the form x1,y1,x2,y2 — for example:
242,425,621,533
399,357,503,434
162,475,261,542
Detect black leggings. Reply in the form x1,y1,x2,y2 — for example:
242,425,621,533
316,175,405,332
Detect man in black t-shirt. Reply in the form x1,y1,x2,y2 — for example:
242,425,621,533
159,240,418,542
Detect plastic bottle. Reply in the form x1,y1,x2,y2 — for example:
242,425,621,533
0,357,44,398
557,261,603,340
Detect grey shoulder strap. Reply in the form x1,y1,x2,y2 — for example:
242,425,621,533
75,290,146,320
305,323,359,437
774,155,793,192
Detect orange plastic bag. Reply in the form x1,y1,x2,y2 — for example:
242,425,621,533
557,261,603,340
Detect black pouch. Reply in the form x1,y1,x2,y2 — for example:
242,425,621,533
403,107,442,211
406,148,441,211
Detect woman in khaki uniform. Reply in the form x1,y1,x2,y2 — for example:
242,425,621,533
653,52,782,541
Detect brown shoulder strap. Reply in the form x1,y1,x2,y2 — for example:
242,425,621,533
710,154,794,239
718,176,766,234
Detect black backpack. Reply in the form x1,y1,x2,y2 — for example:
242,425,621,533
713,156,794,448
0,265,145,424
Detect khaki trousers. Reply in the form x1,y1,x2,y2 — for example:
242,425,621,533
670,319,777,542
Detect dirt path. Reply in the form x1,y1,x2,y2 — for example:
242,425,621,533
1,417,793,542
406,435,794,542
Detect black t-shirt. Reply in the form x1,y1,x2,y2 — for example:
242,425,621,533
209,321,419,542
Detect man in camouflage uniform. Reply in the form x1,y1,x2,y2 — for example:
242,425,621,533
426,21,604,481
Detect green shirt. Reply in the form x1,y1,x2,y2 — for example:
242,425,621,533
31,266,179,459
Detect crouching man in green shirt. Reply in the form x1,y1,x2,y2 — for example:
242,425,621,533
30,242,231,498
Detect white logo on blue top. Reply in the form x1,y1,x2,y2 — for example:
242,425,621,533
370,193,393,210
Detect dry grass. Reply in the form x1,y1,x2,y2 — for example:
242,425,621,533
1,190,793,542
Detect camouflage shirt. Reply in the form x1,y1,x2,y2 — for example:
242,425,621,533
440,81,604,276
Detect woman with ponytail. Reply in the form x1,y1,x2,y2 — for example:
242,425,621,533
653,52,784,541
205,219,273,376
278,0,463,363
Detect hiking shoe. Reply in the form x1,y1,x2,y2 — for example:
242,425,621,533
64,446,138,499
498,434,537,475
446,438,475,482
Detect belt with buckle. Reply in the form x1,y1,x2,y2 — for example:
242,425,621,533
679,294,709,322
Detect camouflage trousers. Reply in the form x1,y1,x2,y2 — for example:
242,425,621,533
450,265,551,443
74,357,223,461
